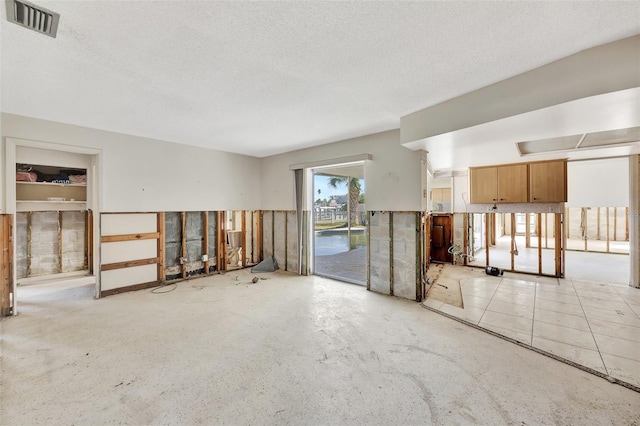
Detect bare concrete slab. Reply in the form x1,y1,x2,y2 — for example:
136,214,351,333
1,271,638,425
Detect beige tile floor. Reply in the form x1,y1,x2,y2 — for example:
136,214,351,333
423,267,640,390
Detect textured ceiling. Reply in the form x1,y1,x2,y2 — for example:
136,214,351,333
2,1,639,158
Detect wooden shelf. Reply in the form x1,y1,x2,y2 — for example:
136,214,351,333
17,181,86,187
17,200,87,212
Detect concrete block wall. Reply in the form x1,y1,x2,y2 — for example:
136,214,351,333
261,211,300,272
15,213,28,279
29,211,60,277
60,211,86,273
392,213,418,300
369,212,391,294
286,211,298,273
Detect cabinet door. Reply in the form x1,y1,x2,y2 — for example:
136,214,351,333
469,167,498,203
530,161,567,202
497,164,528,203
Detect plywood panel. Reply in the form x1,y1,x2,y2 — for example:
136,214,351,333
102,213,157,235
101,239,157,264
101,264,157,291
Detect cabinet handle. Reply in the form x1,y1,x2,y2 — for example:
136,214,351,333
492,198,497,201
533,197,537,200
499,198,504,201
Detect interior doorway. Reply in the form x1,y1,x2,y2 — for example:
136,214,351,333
312,164,367,285
430,214,453,263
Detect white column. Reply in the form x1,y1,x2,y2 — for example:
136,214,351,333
629,155,639,288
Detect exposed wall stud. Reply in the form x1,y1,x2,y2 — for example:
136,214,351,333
158,212,166,283
389,212,394,297
366,211,371,291
181,212,187,279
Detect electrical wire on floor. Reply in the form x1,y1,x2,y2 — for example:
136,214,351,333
151,282,177,294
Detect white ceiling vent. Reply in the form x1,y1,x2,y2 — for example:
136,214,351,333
5,0,59,38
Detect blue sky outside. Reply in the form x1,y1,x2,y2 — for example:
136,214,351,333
314,175,365,201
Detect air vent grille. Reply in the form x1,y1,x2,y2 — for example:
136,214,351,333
5,0,59,38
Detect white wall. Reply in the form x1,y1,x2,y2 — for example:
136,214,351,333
260,130,423,211
567,157,629,207
2,113,261,212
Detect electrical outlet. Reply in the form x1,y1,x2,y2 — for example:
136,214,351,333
202,254,208,262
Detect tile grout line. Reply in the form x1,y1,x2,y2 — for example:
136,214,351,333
530,279,539,346
476,276,502,326
573,278,610,377
613,285,640,321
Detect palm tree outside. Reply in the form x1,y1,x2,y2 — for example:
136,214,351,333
328,176,361,226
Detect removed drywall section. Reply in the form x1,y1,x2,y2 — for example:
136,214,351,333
207,211,217,271
262,211,274,260
286,211,298,273
15,213,27,278
369,211,391,295
60,211,86,273
164,212,182,280
392,213,419,300
29,211,60,277
185,212,205,276
273,212,287,270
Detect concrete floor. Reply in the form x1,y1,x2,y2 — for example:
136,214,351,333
2,271,639,425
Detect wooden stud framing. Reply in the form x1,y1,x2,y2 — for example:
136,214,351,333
241,212,247,268
257,211,263,262
510,213,515,271
555,213,563,277
27,212,32,277
366,211,371,291
583,208,588,251
565,207,570,239
544,213,549,249
415,213,422,302
1,215,13,317
217,211,225,272
101,257,161,272
537,213,543,275
58,211,63,274
525,213,531,248
101,232,160,243
284,212,288,271
389,212,394,296
485,213,490,266
158,212,166,283
614,207,618,241
596,207,601,240
606,207,610,253
181,211,187,279
203,212,209,274
271,211,275,257
626,207,630,241
86,210,93,274
462,213,468,266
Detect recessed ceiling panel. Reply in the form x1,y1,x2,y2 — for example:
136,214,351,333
517,135,582,155
580,126,640,148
